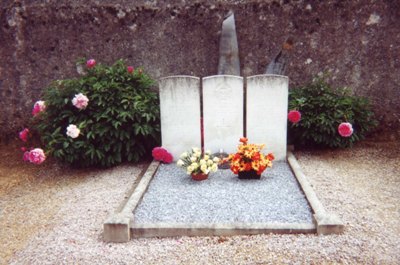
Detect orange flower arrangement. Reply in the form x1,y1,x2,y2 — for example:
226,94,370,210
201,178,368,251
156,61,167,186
226,137,274,175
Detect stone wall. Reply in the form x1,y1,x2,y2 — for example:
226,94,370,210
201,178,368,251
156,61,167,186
1,0,399,141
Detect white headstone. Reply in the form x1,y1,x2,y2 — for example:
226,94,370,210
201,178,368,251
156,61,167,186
246,75,289,161
202,75,244,154
159,76,201,160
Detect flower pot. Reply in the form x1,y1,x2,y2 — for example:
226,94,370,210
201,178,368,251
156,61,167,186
191,173,208,181
238,170,261,179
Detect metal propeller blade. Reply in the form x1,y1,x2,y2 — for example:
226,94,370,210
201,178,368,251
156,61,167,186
266,37,294,75
217,10,240,76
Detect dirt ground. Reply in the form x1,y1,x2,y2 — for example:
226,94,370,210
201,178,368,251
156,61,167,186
0,139,399,264
0,141,104,264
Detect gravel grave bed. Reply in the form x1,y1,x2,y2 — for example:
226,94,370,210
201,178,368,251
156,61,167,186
134,162,313,224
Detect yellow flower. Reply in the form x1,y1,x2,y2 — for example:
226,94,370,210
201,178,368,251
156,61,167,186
200,164,209,174
192,147,200,153
187,165,194,174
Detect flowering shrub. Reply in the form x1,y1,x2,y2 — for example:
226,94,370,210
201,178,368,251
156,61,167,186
177,148,219,175
30,59,160,167
152,147,173,163
288,76,377,148
226,137,274,175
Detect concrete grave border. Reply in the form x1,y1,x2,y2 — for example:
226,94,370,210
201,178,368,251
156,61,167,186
103,151,344,242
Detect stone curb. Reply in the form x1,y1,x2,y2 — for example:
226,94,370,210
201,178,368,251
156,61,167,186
131,223,315,238
287,151,344,235
103,160,160,243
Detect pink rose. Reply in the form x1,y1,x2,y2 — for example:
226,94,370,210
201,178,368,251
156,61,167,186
66,124,80,138
28,148,46,164
163,152,173,164
23,151,30,162
72,93,89,109
288,110,301,123
338,122,353,137
19,128,29,142
127,66,134,73
32,100,46,116
86,59,96,68
152,147,167,161
152,147,173,163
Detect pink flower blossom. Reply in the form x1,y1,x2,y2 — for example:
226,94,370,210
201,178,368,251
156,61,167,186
127,66,134,73
23,151,30,162
152,147,167,161
86,59,96,68
32,100,46,116
72,93,89,109
28,148,46,164
152,147,174,163
338,122,353,137
288,110,301,123
19,128,29,142
66,124,80,138
163,152,174,164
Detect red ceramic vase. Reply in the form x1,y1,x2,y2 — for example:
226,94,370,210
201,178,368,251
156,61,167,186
191,173,208,181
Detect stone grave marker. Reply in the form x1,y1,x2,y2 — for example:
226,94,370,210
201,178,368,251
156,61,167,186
202,75,244,154
246,74,289,161
159,76,201,160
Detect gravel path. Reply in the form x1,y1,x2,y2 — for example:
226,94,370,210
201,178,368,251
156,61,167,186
134,162,313,224
2,141,399,264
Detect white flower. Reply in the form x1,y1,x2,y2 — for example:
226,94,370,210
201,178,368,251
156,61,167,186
177,159,184,167
199,159,206,165
211,164,218,172
66,124,80,138
207,160,214,166
191,162,199,169
204,155,210,160
180,152,188,158
213,157,220,163
72,93,89,109
205,150,211,155
190,156,197,162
